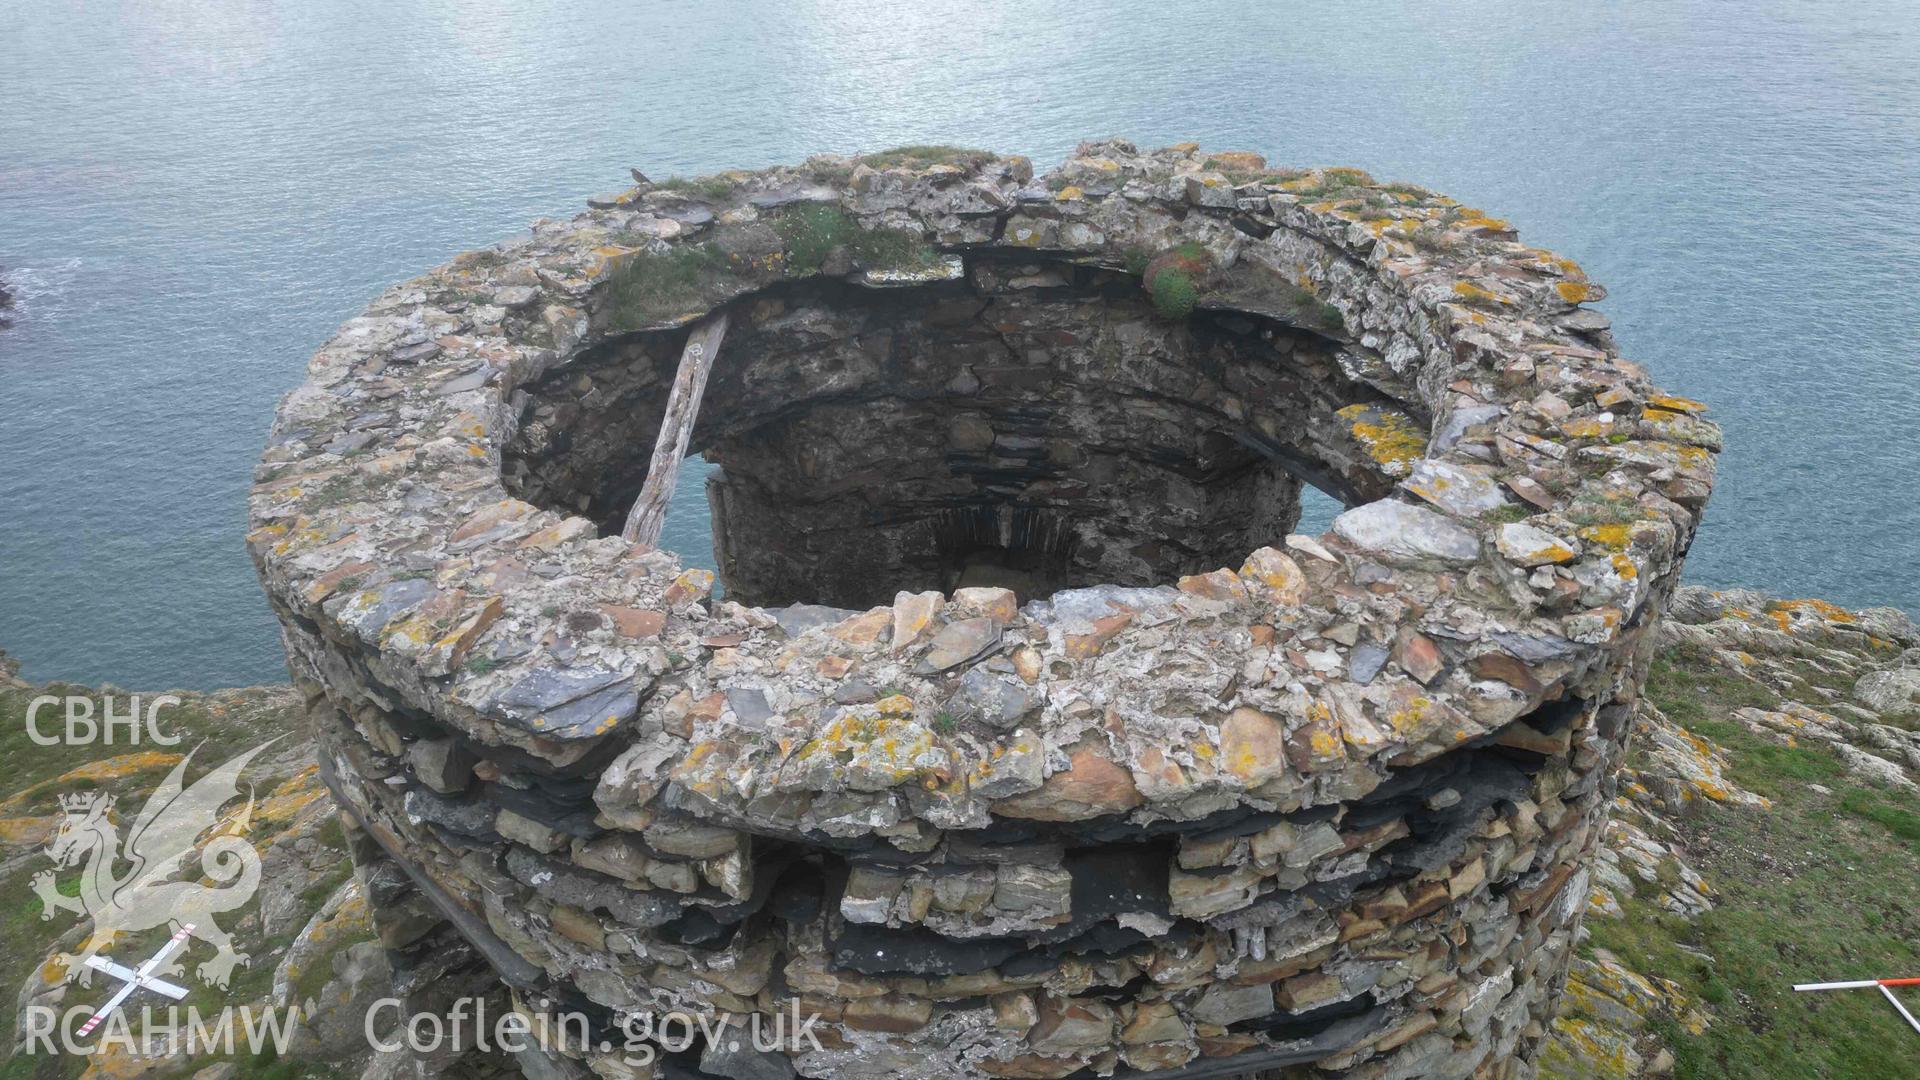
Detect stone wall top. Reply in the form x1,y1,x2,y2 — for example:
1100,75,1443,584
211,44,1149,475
249,140,1718,837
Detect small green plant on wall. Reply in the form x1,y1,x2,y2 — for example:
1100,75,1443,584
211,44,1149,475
1140,242,1210,321
1150,269,1197,319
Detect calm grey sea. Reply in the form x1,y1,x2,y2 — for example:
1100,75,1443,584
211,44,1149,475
3,1,1918,690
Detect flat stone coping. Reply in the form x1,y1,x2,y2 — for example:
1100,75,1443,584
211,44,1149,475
249,139,1718,840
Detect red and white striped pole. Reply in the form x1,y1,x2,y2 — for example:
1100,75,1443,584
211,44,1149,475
1794,977,1920,1036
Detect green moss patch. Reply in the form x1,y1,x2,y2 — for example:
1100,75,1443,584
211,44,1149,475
859,145,998,171
654,174,736,200
1579,652,1920,1078
771,204,939,276
0,680,326,1077
1149,270,1197,320
601,244,732,329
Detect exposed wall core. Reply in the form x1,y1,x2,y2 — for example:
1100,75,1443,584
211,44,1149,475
505,264,1401,608
252,141,1719,1080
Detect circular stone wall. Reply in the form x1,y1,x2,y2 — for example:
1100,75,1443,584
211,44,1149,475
250,140,1719,1080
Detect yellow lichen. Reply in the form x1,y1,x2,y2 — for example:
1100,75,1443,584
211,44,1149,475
1527,542,1578,564
1767,597,1856,623
1578,523,1632,550
1336,404,1427,477
1387,697,1434,736
1451,281,1506,305
0,817,56,846
1309,728,1343,758
1560,417,1617,439
1648,394,1707,414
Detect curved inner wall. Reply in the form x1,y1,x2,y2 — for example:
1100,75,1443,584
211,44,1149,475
253,144,1718,1080
504,257,1410,608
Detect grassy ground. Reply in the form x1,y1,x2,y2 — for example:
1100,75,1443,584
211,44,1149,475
1584,652,1920,1079
0,680,292,993
0,674,350,1079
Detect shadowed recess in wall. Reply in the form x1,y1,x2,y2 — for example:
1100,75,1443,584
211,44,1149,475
249,139,1717,1079
503,267,1409,609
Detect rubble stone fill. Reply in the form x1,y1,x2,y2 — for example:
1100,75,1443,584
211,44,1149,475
250,140,1718,1079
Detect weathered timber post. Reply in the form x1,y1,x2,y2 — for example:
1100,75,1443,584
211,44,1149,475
621,311,729,546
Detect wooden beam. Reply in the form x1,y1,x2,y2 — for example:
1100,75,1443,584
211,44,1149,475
622,312,729,546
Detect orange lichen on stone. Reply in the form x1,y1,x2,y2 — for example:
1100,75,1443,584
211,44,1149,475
1578,524,1633,550
250,765,331,827
0,816,57,847
1220,707,1287,785
1528,540,1577,564
1560,417,1617,439
1766,597,1856,623
1456,215,1514,237
0,749,193,820
1336,404,1427,476
1674,446,1713,469
1238,547,1307,604
1387,696,1434,737
664,568,716,605
1450,281,1507,306
1647,394,1707,414
589,245,641,277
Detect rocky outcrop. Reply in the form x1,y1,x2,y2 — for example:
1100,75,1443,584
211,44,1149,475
0,658,421,1079
1540,586,1920,1078
250,141,1721,1079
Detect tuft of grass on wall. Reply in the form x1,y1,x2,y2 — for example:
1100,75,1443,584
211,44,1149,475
1150,269,1197,320
601,245,731,329
773,204,851,273
772,204,939,276
653,175,736,200
859,145,997,171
